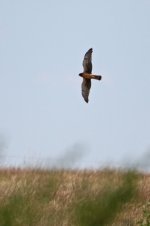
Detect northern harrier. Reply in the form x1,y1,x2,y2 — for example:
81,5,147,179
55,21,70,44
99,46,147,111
79,48,102,103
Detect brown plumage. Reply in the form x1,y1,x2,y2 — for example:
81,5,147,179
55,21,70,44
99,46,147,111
79,48,102,103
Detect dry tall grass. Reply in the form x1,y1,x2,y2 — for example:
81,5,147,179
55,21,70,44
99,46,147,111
0,168,149,226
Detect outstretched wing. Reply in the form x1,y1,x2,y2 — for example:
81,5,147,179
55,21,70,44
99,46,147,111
83,48,93,73
81,78,91,103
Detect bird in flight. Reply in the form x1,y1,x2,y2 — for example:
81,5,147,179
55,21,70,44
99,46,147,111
79,48,102,103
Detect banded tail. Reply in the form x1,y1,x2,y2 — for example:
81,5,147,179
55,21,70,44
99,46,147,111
79,73,102,80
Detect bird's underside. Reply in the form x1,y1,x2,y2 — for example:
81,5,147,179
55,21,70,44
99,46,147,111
79,48,102,103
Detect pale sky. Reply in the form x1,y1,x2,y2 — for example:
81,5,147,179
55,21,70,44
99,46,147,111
0,0,150,168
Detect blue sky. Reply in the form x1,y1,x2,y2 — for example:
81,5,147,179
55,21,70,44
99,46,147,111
0,0,150,168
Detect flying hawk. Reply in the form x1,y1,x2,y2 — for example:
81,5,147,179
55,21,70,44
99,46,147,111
79,48,102,103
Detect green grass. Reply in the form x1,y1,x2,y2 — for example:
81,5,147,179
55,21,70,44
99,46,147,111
0,170,61,226
137,201,150,226
0,168,149,226
75,171,138,226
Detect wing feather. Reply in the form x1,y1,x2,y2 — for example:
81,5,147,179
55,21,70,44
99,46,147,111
82,48,93,73
81,78,91,103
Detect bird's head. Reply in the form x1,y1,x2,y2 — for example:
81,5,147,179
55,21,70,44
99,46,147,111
79,73,83,77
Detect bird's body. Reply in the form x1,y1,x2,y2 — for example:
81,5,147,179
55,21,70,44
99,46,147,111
79,48,102,103
79,73,101,80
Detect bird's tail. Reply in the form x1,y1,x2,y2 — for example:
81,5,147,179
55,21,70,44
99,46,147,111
91,74,102,80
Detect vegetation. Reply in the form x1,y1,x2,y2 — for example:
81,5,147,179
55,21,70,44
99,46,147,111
137,201,150,226
0,168,149,226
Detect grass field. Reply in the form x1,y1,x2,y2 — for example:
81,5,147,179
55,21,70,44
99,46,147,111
0,168,149,226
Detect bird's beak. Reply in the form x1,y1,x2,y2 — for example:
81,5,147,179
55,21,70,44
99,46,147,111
79,73,82,77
